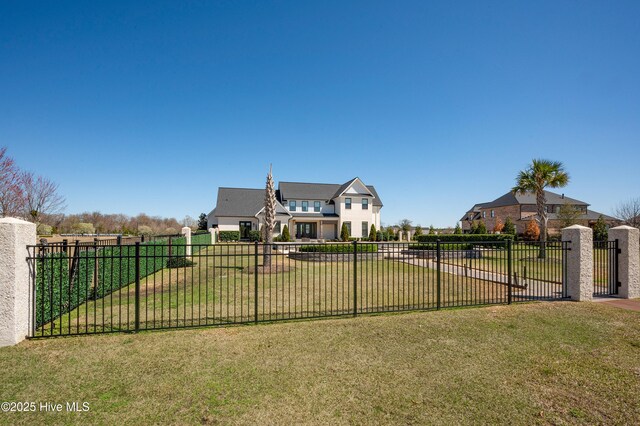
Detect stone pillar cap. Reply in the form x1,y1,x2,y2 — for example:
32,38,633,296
610,225,638,231
0,217,33,225
563,224,591,230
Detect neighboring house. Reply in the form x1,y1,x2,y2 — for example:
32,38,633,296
208,177,383,240
461,190,619,235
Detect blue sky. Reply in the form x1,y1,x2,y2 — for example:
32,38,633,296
1,1,639,227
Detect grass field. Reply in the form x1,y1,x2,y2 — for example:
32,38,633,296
2,302,639,425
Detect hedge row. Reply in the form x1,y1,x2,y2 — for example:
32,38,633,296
298,244,378,253
35,252,95,327
36,235,212,328
415,234,514,243
408,243,473,250
218,231,240,242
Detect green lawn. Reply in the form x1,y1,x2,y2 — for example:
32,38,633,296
1,302,639,425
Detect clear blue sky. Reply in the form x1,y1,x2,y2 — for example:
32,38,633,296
1,1,639,227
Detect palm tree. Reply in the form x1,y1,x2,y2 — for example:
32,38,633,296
263,165,276,270
512,159,569,258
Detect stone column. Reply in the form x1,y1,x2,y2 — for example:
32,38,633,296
609,225,640,299
0,217,36,347
209,227,216,244
181,227,192,257
562,225,593,301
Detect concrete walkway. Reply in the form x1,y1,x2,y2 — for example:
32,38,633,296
593,298,640,311
395,256,564,300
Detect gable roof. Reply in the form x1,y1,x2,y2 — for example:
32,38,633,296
278,179,383,207
214,188,289,217
331,177,374,198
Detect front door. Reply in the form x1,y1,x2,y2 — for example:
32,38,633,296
295,222,317,239
239,221,252,240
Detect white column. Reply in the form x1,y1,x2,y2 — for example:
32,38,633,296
209,227,216,244
0,217,36,347
181,227,192,257
609,225,640,299
562,225,593,301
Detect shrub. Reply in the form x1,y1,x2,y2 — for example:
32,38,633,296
369,224,377,241
428,225,436,235
340,223,350,241
413,226,423,239
415,234,514,248
523,219,540,241
281,225,291,242
298,244,378,253
166,256,195,268
218,231,240,242
593,215,608,241
471,220,487,234
493,219,504,233
37,223,53,235
248,230,261,242
454,223,462,234
502,217,516,235
408,243,473,250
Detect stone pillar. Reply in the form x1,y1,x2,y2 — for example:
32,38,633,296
562,225,593,301
609,225,640,299
181,227,192,257
0,217,36,347
209,227,216,244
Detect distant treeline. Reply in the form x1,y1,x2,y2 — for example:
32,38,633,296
39,212,185,236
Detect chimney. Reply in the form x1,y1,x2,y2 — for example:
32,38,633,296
561,193,564,199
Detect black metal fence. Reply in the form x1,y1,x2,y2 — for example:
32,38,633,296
27,240,569,338
593,240,619,296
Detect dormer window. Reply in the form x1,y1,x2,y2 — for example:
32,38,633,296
314,201,321,212
289,200,296,211
345,198,352,209
362,198,368,210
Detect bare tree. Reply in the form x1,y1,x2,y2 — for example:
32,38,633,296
20,171,65,224
0,147,24,217
614,198,640,229
263,165,276,270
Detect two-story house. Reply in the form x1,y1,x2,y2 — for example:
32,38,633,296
461,190,619,235
207,177,383,240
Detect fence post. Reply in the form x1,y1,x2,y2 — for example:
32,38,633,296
254,241,259,324
62,239,68,253
353,240,358,317
562,225,593,301
608,226,640,299
0,218,36,347
182,227,192,258
134,242,140,332
117,235,122,246
507,239,512,304
436,239,441,310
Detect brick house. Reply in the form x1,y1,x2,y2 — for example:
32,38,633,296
461,190,619,235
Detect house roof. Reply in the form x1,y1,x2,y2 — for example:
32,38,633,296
522,209,619,222
484,190,588,209
213,188,289,217
278,179,383,207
